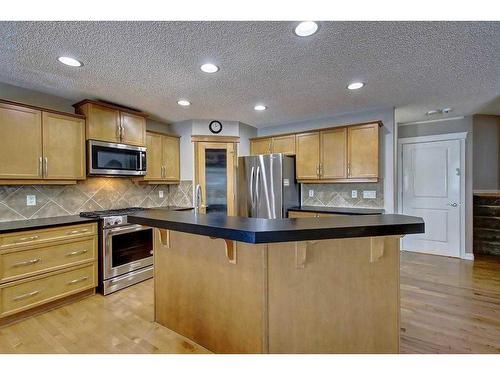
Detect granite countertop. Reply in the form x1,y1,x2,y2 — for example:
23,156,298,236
0,206,193,234
128,209,424,244
0,215,99,234
288,206,384,215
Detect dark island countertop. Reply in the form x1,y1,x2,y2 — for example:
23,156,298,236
288,206,385,215
0,215,99,235
128,209,424,244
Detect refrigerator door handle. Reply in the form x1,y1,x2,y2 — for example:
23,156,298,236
249,166,255,209
255,165,260,206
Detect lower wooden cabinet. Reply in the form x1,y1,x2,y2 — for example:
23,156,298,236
288,211,347,218
0,223,98,323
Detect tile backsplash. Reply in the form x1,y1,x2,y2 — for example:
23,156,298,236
301,180,384,208
0,178,193,222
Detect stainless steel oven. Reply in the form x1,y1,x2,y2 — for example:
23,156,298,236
102,222,153,295
88,140,146,176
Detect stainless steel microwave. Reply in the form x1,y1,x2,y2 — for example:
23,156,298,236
88,140,146,176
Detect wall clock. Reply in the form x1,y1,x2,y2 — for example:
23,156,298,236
209,120,223,134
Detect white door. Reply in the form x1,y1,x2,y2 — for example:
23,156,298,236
401,139,461,257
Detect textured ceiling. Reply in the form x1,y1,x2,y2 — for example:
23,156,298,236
0,21,499,128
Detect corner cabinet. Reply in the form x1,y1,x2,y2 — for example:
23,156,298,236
141,131,180,184
294,122,380,183
74,100,146,147
0,100,86,185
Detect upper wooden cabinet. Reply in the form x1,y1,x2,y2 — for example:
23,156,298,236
347,123,379,179
250,134,296,156
294,122,380,182
143,131,180,184
296,132,320,180
0,100,86,184
250,137,272,155
74,100,147,147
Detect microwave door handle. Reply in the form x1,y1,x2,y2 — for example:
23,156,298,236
139,152,143,171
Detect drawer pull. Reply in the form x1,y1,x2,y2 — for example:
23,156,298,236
12,258,41,267
67,276,89,285
15,235,39,243
67,229,89,235
66,249,88,257
13,290,40,301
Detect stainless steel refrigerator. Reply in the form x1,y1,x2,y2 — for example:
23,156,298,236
237,154,299,218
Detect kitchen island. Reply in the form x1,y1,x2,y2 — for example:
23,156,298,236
128,209,424,354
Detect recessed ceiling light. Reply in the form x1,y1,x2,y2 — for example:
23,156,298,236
347,82,365,90
425,110,440,116
177,99,191,106
294,21,318,37
200,63,219,73
57,56,83,67
254,105,267,111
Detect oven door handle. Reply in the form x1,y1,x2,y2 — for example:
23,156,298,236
105,224,148,236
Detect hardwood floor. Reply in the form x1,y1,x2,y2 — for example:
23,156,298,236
0,279,209,354
400,251,500,353
0,251,498,354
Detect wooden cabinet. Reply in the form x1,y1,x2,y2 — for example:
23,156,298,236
320,128,347,179
296,132,320,180
250,134,296,156
0,100,86,184
288,211,348,218
0,223,98,323
272,135,296,155
347,123,379,178
0,102,42,180
143,131,180,183
74,100,147,147
250,137,272,155
42,112,85,180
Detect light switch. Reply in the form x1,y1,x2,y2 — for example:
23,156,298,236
159,190,164,198
308,189,314,198
351,190,358,198
26,195,36,206
363,190,376,199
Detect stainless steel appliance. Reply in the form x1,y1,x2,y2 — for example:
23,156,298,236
88,140,146,176
237,154,299,218
80,207,153,295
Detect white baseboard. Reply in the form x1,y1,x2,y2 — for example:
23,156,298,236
462,253,474,261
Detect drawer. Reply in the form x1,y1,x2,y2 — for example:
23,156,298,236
0,237,96,283
0,263,96,317
0,223,97,249
288,211,317,218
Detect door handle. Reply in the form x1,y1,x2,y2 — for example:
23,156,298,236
44,157,48,177
448,202,458,207
39,157,43,177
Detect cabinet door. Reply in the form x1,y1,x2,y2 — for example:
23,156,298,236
42,112,86,180
250,138,272,155
86,104,120,143
144,132,163,180
0,103,42,179
320,128,347,179
296,132,320,180
162,136,180,181
120,112,146,146
272,135,296,155
348,123,379,178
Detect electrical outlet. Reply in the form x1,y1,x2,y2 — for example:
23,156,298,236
159,190,164,198
308,189,314,198
26,195,36,206
351,190,358,198
363,190,376,199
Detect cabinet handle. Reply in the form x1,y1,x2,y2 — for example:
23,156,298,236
13,290,40,301
316,164,320,177
164,164,167,178
12,258,41,267
67,276,89,285
116,124,121,140
120,124,125,140
66,229,89,235
66,249,88,257
319,163,323,177
347,163,351,177
44,157,48,177
38,157,43,177
15,235,39,243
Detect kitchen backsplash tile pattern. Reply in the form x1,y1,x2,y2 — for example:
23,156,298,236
0,178,193,222
301,180,384,208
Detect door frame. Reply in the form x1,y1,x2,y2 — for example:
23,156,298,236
397,132,467,259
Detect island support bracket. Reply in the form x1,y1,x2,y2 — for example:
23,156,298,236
370,237,384,262
209,237,237,264
295,241,318,269
158,229,171,248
